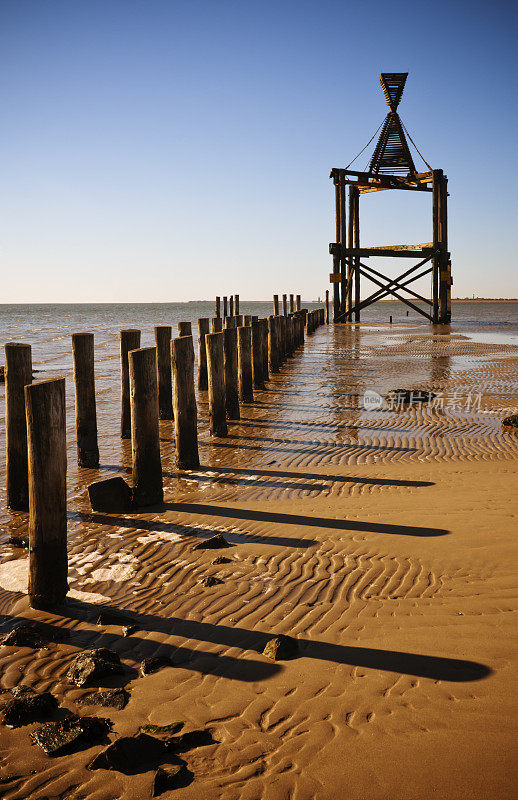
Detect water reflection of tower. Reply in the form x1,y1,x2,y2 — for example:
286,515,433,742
430,325,451,390
328,324,361,445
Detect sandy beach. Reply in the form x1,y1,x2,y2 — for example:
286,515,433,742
1,320,517,800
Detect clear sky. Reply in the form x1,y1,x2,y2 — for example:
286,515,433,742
1,0,517,302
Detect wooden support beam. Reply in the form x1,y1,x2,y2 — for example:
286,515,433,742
337,247,435,258
355,265,433,313
357,266,433,320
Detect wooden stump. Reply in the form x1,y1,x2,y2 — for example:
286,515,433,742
25,378,68,609
296,294,301,311
197,318,210,391
5,343,32,510
235,294,240,315
289,294,294,313
282,294,288,316
224,316,236,328
206,332,228,436
268,316,279,373
273,295,279,316
229,296,234,316
279,315,287,361
223,297,228,318
120,329,141,439
215,297,221,318
286,316,294,357
171,335,200,468
223,327,240,420
260,319,269,381
251,321,264,389
237,325,253,402
72,333,99,468
236,315,245,326
178,321,192,337
129,347,163,506
155,326,173,420
245,315,252,326
212,317,222,333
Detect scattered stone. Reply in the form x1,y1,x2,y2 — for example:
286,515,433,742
193,534,232,550
200,576,223,587
503,413,518,429
122,625,138,637
152,764,190,796
88,733,167,774
139,656,173,676
31,714,110,756
1,621,69,649
7,535,29,549
87,477,132,513
387,388,436,405
77,688,130,711
262,635,298,661
212,556,231,564
67,648,124,687
140,721,183,737
1,687,58,727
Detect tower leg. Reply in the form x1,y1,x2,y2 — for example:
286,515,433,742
353,187,360,322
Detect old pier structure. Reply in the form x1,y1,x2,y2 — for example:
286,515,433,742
329,73,451,324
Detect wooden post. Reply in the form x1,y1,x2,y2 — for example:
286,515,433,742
25,378,67,609
340,179,346,317
197,318,209,391
225,316,236,328
206,332,227,436
251,321,264,389
72,333,99,467
260,319,269,381
333,178,341,321
432,169,442,324
244,315,252,326
296,294,301,311
438,174,450,323
5,343,32,510
286,316,294,357
347,185,355,321
273,295,279,316
178,321,192,337
129,347,163,507
223,327,240,420
289,294,294,313
120,329,141,439
223,296,228,318
236,314,245,326
353,187,360,322
155,326,173,420
325,290,329,323
282,294,288,316
280,315,287,361
237,325,253,402
215,297,221,318
268,316,279,373
229,296,234,316
212,317,222,333
171,336,199,468
235,294,240,315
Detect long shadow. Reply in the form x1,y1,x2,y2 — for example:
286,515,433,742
163,503,448,537
209,439,417,456
189,465,434,489
7,608,489,683
70,511,317,549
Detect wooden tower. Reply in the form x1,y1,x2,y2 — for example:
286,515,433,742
329,73,451,324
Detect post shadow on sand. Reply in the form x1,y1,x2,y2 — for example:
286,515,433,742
1,608,490,684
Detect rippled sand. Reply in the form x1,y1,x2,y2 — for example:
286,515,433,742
1,323,517,800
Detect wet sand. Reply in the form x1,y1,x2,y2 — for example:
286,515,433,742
1,324,517,799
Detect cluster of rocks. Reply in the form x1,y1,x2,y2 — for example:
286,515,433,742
503,413,518,429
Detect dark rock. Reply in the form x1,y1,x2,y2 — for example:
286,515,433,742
387,388,436,405
262,635,298,661
140,721,183,737
31,714,111,756
503,413,518,429
193,534,232,550
168,728,215,753
88,477,132,513
88,733,166,774
1,621,69,649
7,535,29,549
67,648,124,687
200,576,223,587
95,608,137,628
212,556,232,564
1,687,58,727
152,764,190,795
77,688,130,711
139,656,173,676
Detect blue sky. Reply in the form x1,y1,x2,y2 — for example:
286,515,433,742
1,0,517,302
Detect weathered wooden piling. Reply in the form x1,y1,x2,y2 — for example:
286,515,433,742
223,297,228,318
212,317,222,333
235,295,240,315
282,294,288,316
155,326,173,420
237,325,253,402
215,297,221,318
129,347,163,506
25,378,68,609
120,329,141,439
260,319,269,381
289,294,294,313
197,318,210,391
72,333,99,468
225,316,236,328
178,321,192,337
229,296,234,316
171,335,200,468
245,315,252,325
5,343,32,510
236,314,245,326
279,315,287,361
296,294,301,311
206,332,228,436
268,316,279,373
326,290,330,323
273,295,279,316
286,316,294,357
251,321,265,389
223,327,240,420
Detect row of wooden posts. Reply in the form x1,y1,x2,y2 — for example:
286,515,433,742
3,301,324,609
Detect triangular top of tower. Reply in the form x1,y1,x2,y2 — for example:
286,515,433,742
379,72,407,112
368,71,416,176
